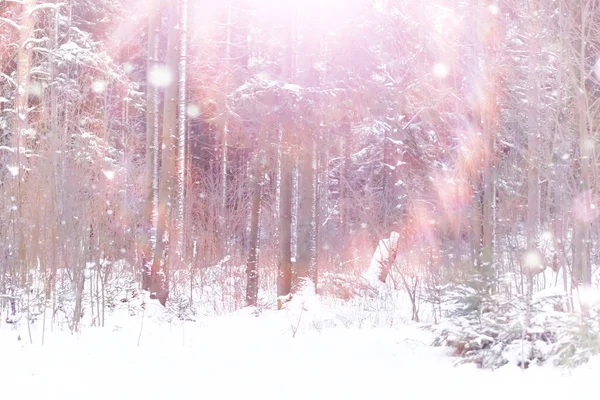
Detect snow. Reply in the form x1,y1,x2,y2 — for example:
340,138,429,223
283,83,303,93
594,58,600,80
364,231,400,286
6,165,19,176
1,297,599,400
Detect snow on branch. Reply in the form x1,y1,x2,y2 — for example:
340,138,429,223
0,73,17,87
0,17,22,31
29,2,66,15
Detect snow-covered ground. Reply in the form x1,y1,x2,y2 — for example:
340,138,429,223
2,296,599,400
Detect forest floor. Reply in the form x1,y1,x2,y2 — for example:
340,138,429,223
1,295,599,400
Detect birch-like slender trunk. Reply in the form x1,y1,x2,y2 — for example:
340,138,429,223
175,0,188,265
245,151,263,307
525,0,540,328
296,35,318,282
220,1,233,251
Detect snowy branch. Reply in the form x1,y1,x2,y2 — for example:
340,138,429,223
29,2,66,15
0,72,17,87
0,17,22,31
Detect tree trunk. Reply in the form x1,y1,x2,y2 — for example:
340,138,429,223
277,127,293,298
175,0,188,266
142,0,160,291
572,3,593,290
151,2,179,306
277,7,295,299
295,128,313,282
219,0,233,252
524,1,540,328
12,0,36,287
246,154,262,307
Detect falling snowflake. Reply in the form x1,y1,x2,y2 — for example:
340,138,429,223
102,170,115,180
92,80,107,93
583,138,595,151
123,62,134,74
6,165,19,176
433,62,449,78
578,285,600,309
488,4,499,15
28,80,43,98
187,104,200,118
149,65,173,88
541,231,552,241
573,190,600,223
524,249,544,275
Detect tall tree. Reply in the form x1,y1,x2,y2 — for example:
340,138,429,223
151,2,179,305
276,5,295,300
175,0,188,267
142,0,161,291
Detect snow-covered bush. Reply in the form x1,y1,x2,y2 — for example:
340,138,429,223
549,312,600,368
165,294,197,322
427,281,568,369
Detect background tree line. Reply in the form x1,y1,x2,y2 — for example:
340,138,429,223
1,0,600,331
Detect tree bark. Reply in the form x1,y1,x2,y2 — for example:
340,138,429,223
151,2,179,306
142,0,160,291
246,152,263,307
12,0,36,287
277,6,295,299
572,1,593,290
175,0,188,266
295,128,313,281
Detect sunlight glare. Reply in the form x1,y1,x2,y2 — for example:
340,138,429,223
524,251,541,269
